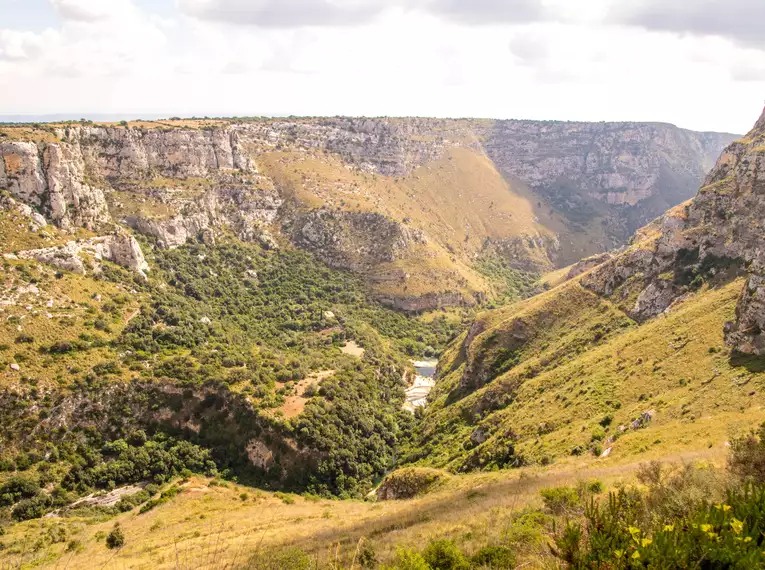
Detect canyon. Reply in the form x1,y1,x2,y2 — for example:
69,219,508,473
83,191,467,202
1,117,736,311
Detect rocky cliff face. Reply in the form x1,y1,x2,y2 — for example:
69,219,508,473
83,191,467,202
0,117,737,309
291,210,427,272
578,107,765,354
0,141,110,230
483,120,736,245
15,233,149,277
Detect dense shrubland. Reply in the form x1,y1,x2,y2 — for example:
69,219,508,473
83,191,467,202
0,240,464,523
549,427,765,569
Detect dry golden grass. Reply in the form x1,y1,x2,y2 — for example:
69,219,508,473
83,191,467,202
0,127,60,144
259,147,564,302
0,447,730,570
0,258,142,389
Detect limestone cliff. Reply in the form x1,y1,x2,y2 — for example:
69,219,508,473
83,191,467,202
0,117,736,310
0,141,110,230
482,120,736,248
577,107,765,354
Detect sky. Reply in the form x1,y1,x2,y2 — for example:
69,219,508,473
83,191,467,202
0,0,763,133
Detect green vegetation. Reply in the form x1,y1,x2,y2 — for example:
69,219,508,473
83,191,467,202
404,277,765,473
0,239,464,525
473,251,541,306
105,524,124,549
377,468,448,500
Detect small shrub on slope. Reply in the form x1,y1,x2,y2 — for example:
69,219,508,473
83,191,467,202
729,422,765,482
105,524,125,549
376,468,447,500
540,486,580,516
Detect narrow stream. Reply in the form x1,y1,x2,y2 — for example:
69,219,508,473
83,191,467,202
404,359,439,411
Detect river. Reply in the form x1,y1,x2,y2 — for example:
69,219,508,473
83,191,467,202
404,359,439,411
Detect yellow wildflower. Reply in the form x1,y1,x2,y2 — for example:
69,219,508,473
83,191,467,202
731,518,744,535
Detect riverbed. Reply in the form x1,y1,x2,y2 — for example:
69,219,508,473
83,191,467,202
404,359,439,411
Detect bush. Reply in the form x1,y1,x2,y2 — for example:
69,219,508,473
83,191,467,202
422,539,470,570
540,486,580,515
383,547,430,570
590,426,606,442
471,545,516,568
275,492,295,505
106,524,125,549
12,495,52,521
637,461,723,521
376,468,447,501
585,480,604,494
729,423,765,482
139,486,180,514
116,490,151,512
66,539,83,553
553,483,765,569
359,542,378,568
0,476,40,506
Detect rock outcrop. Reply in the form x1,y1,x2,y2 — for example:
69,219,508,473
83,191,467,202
292,210,427,272
1,141,110,230
16,233,149,277
565,252,615,281
577,107,765,354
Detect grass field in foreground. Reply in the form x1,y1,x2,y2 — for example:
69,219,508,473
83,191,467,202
0,445,731,570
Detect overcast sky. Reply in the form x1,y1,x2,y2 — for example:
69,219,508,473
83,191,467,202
0,0,763,133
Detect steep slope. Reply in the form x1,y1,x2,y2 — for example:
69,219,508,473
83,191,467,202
580,107,765,347
483,120,733,259
407,108,765,471
0,118,735,310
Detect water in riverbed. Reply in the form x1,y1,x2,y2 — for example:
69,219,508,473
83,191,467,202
404,359,439,411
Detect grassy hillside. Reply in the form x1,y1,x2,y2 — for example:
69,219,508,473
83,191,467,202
259,147,563,304
0,445,753,569
404,277,765,473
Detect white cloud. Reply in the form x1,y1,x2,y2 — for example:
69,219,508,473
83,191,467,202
178,0,550,28
51,0,137,22
178,0,390,28
0,29,53,61
610,0,765,49
0,0,762,133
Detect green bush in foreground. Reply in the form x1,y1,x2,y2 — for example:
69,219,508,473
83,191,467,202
383,547,431,570
553,484,765,569
540,486,580,515
422,539,470,570
470,545,516,568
